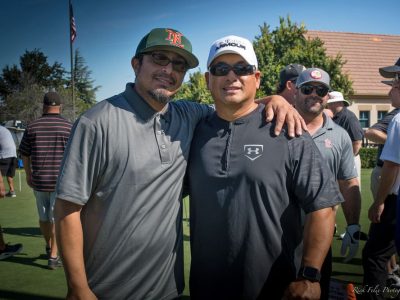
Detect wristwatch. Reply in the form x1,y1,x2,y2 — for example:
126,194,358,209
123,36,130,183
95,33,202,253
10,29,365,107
297,266,321,282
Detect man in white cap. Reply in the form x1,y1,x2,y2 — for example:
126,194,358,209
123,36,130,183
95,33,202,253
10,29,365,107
327,91,364,187
187,35,342,300
293,68,362,299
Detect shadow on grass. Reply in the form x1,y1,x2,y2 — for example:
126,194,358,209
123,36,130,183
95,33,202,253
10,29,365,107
1,253,53,270
0,290,63,300
2,227,41,238
332,257,363,266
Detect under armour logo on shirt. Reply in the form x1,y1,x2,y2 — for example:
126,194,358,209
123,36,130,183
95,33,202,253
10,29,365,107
244,145,263,161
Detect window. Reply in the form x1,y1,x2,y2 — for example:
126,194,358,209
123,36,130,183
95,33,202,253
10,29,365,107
377,110,388,121
359,111,370,128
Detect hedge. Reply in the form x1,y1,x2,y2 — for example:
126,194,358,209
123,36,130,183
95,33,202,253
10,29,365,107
359,147,379,168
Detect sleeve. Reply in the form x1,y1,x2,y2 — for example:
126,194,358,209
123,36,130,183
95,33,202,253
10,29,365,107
370,109,398,133
288,134,344,214
381,116,400,164
56,116,105,205
337,131,357,180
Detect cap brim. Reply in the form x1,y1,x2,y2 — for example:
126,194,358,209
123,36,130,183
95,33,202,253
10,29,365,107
381,80,393,86
327,99,350,106
207,50,253,68
140,45,199,69
297,80,330,90
379,66,400,78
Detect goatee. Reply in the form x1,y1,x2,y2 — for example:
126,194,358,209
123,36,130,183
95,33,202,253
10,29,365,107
148,89,172,105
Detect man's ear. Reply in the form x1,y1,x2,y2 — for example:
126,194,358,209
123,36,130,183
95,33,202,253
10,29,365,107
132,57,139,75
287,80,296,91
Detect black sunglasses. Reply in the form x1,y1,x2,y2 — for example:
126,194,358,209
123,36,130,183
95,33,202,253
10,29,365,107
209,62,256,77
300,85,329,97
148,52,188,73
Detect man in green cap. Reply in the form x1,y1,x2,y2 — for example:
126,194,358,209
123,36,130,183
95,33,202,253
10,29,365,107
55,28,302,299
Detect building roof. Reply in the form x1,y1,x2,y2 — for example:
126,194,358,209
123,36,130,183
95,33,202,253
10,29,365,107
305,31,400,96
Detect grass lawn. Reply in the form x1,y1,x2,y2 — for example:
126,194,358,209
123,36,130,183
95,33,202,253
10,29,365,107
0,169,374,299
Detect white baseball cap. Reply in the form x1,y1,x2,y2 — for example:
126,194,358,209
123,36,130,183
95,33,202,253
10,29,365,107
207,35,258,69
327,91,350,106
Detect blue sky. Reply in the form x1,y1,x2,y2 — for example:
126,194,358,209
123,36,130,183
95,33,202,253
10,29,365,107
1,0,399,101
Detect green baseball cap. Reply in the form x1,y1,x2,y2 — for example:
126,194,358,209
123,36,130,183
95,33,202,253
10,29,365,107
135,28,199,69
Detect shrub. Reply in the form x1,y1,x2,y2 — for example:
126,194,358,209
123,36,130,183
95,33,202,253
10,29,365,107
360,147,378,168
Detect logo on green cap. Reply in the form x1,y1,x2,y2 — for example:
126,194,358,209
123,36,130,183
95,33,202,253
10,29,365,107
165,29,184,49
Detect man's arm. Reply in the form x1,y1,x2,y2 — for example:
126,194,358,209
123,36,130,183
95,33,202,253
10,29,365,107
55,199,97,300
21,155,33,188
364,128,387,144
339,178,361,225
352,140,362,156
257,95,307,137
283,207,336,300
368,161,399,223
338,177,362,262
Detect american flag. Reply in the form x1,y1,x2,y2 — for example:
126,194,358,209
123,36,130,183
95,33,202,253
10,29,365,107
70,2,77,43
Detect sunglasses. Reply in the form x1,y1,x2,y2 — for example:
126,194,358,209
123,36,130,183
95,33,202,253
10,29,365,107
148,52,188,73
300,85,329,97
209,62,256,77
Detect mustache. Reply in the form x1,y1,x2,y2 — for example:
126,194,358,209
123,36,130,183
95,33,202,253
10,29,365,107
153,72,177,86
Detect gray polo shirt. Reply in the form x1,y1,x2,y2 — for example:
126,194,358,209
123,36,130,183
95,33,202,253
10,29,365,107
312,114,357,180
56,83,212,299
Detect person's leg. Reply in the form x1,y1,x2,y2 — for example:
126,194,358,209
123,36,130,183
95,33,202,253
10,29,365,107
34,190,52,252
6,176,14,193
48,192,58,259
362,195,397,300
5,158,16,196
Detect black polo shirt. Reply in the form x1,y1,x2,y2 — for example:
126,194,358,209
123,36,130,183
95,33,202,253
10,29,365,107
188,104,343,300
332,107,364,142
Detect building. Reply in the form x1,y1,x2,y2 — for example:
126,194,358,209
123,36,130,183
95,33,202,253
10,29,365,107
305,31,400,128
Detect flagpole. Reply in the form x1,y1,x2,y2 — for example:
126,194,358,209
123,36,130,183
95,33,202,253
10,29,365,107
69,0,75,120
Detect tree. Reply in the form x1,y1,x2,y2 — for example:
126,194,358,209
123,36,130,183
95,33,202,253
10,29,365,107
254,16,353,98
174,71,213,104
0,49,65,100
68,49,100,109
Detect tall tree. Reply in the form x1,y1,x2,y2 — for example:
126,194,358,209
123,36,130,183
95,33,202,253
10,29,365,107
254,16,353,98
69,49,100,108
0,49,65,100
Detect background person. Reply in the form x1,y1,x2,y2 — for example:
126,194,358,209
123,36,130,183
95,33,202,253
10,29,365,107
362,72,400,300
293,68,362,299
277,63,306,105
0,125,18,197
19,91,72,270
327,91,364,188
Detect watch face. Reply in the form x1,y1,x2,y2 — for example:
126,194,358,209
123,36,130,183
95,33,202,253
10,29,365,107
299,266,321,282
304,267,318,278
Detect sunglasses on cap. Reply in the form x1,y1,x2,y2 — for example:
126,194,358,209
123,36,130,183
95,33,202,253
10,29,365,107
147,52,188,73
300,85,329,97
209,62,256,77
